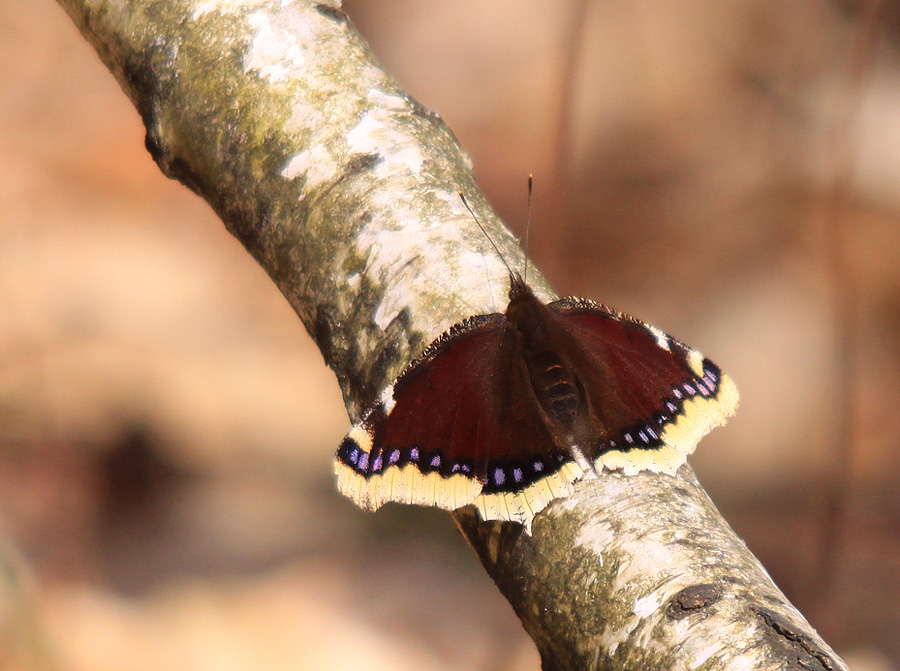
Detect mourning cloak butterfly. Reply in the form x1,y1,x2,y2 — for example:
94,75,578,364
334,268,738,533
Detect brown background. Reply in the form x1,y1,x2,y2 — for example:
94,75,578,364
1,1,898,669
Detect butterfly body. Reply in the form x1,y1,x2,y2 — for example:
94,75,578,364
507,275,585,439
335,272,738,532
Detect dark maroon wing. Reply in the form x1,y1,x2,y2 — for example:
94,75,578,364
549,298,738,470
333,313,576,517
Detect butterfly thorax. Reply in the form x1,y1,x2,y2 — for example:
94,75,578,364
505,274,583,433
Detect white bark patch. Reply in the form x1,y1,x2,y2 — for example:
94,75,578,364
575,520,617,562
192,0,219,19
610,529,681,591
368,89,407,110
726,653,759,671
600,616,641,657
347,104,426,177
373,301,403,330
192,0,274,20
281,146,338,188
689,641,724,668
632,592,662,618
244,11,310,81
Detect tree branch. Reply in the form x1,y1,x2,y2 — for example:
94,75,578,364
55,1,849,669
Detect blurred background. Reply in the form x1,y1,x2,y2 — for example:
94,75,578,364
1,0,898,669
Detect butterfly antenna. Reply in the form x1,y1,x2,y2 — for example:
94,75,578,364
524,174,533,286
459,192,515,278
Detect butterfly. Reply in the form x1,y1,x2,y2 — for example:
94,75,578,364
334,266,738,533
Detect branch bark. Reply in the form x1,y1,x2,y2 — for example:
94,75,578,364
54,1,849,669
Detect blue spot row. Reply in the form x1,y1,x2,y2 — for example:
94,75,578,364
337,437,477,479
338,436,572,494
598,359,723,455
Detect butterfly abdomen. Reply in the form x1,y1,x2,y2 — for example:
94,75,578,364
505,277,586,431
526,350,580,427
